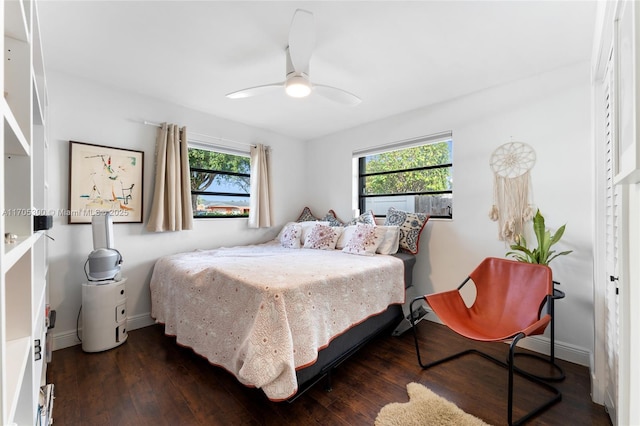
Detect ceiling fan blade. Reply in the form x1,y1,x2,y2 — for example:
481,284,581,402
314,84,361,106
225,82,284,99
288,9,315,73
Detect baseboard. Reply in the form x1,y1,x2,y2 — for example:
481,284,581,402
423,317,591,367
51,312,156,351
514,335,591,367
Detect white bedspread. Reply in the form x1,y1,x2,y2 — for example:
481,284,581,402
150,240,405,400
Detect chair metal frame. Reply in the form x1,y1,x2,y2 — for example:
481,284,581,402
409,268,562,426
512,284,566,382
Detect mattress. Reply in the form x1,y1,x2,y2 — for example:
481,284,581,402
150,241,407,400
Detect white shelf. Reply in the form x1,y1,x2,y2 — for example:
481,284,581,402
2,98,30,156
2,234,37,274
2,1,51,423
4,0,29,42
5,337,31,423
4,35,32,145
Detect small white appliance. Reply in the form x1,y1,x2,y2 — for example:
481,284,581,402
82,211,128,352
85,212,122,282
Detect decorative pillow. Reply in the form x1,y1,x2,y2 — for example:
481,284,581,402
276,221,295,239
296,207,319,222
383,207,429,254
347,210,376,226
376,225,400,255
299,221,330,245
303,224,343,250
321,210,345,227
335,225,357,249
279,223,302,249
342,223,386,256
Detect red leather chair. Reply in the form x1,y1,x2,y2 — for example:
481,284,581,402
409,257,561,425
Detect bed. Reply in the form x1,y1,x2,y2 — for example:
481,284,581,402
150,216,422,401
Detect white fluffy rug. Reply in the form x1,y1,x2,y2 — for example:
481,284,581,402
375,382,492,426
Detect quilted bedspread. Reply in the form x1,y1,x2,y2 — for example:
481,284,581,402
150,240,405,400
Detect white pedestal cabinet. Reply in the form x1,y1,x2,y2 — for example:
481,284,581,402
82,278,128,352
1,0,52,424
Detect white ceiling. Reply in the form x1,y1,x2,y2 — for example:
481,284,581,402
37,1,598,141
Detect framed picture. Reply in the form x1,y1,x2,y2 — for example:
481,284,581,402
68,141,144,224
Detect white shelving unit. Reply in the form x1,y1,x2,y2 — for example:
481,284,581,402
1,0,51,424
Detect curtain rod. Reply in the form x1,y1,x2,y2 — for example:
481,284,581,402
143,120,254,149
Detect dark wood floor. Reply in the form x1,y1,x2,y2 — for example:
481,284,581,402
48,320,611,425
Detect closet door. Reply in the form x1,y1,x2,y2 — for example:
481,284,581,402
603,43,620,426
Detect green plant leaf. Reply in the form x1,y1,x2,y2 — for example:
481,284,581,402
547,250,573,263
506,244,535,263
504,209,571,265
533,210,546,248
549,224,566,246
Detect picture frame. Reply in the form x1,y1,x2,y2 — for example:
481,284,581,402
68,141,144,224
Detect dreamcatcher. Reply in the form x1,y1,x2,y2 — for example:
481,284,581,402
489,141,536,242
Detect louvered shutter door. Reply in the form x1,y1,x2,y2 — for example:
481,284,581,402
603,47,620,425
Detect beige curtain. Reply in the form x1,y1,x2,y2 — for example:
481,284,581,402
248,143,272,228
147,123,193,232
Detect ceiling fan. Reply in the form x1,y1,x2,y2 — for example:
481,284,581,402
225,9,361,106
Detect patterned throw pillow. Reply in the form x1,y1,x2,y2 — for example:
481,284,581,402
297,207,346,227
321,210,345,227
299,221,330,245
279,223,302,249
296,206,319,222
383,207,429,254
303,224,343,250
342,223,386,256
347,210,376,226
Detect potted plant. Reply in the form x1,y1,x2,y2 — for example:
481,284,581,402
506,209,572,265
506,209,570,380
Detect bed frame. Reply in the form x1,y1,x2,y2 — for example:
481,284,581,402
152,244,417,401
292,251,416,400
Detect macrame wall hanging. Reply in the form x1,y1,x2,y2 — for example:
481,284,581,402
489,141,536,242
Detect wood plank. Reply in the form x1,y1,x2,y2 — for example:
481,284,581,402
48,322,611,425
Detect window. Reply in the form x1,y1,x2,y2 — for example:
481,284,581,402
188,146,251,218
356,132,453,219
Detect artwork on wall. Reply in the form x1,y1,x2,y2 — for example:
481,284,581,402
68,141,144,224
488,141,536,242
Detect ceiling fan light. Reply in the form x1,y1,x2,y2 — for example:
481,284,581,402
285,75,311,98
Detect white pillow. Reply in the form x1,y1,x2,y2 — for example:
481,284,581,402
276,221,295,239
342,223,386,256
376,225,400,255
279,222,302,249
336,224,357,250
303,224,343,250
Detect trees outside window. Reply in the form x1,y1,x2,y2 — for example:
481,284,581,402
358,136,453,219
188,147,251,218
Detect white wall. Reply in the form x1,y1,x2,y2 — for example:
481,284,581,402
48,62,596,366
305,62,595,365
47,71,307,349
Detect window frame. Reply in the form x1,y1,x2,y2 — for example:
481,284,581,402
355,132,453,220
188,143,251,219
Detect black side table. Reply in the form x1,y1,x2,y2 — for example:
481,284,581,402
513,282,566,382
